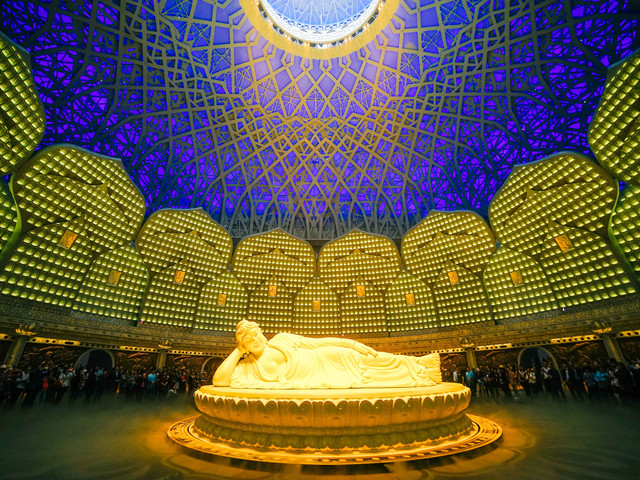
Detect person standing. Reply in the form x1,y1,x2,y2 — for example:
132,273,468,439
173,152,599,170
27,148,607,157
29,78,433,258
509,365,520,399
549,364,565,400
583,366,598,400
465,368,476,396
563,361,585,400
146,370,157,399
541,362,552,396
594,364,611,401
498,366,512,399
526,367,538,398
56,367,74,403
9,367,28,406
519,365,531,398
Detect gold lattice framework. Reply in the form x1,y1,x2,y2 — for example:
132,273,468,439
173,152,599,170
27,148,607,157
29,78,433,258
1,3,637,241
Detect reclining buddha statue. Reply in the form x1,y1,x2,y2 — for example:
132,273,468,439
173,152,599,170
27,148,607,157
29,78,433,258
212,320,442,389
168,320,500,464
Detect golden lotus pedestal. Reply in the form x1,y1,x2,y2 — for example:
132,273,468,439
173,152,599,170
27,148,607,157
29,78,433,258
168,383,501,465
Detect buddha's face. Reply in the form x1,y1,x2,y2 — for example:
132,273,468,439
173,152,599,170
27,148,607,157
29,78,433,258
238,327,267,357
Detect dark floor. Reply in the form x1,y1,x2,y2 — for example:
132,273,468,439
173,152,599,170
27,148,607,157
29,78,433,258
0,393,639,480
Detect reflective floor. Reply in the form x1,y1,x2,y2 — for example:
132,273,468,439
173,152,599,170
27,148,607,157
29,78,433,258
0,394,639,479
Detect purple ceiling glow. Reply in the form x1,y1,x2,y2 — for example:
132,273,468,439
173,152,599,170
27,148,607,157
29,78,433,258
1,0,638,240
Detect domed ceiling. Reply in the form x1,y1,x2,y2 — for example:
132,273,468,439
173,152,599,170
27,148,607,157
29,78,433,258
1,0,638,241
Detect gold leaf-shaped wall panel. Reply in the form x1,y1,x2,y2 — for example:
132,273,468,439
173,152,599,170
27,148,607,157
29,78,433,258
340,280,387,335
12,145,145,252
0,32,46,175
385,270,437,332
538,223,636,308
196,271,248,332
484,246,558,320
610,184,640,280
0,217,93,307
432,262,492,327
589,49,640,184
137,208,232,282
73,244,148,321
139,262,200,328
146,231,228,284
232,228,315,293
318,229,401,295
402,211,495,284
489,153,617,257
0,181,18,257
293,277,340,336
248,277,294,334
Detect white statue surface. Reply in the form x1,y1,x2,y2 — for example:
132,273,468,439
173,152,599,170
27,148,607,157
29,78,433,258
212,320,442,389
168,320,502,464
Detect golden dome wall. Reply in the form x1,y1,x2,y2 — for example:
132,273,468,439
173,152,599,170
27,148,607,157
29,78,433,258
0,149,636,335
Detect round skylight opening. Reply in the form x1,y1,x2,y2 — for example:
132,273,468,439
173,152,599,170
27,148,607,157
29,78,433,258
258,0,384,46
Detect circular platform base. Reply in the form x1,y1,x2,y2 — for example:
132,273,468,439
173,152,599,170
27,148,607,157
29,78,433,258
167,414,502,465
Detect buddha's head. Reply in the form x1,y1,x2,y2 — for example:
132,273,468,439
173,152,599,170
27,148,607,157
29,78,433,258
236,320,267,357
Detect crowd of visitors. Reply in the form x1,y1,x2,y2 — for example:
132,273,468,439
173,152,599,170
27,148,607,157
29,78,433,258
0,363,208,407
2,356,640,408
442,358,640,402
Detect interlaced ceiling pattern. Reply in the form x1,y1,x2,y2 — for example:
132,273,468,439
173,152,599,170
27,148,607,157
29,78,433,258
0,0,638,240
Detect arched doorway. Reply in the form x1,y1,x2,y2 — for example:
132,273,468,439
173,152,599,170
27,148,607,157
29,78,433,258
75,349,115,370
518,347,558,370
201,356,224,383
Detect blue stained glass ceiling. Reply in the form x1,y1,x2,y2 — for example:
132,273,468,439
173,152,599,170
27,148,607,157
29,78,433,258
260,0,381,44
0,0,638,240
268,0,373,26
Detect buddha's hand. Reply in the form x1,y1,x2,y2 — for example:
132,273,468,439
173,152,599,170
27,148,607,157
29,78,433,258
352,341,378,357
236,343,249,356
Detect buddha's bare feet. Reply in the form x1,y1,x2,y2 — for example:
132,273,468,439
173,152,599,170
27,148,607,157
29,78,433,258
420,353,442,383
419,353,440,369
